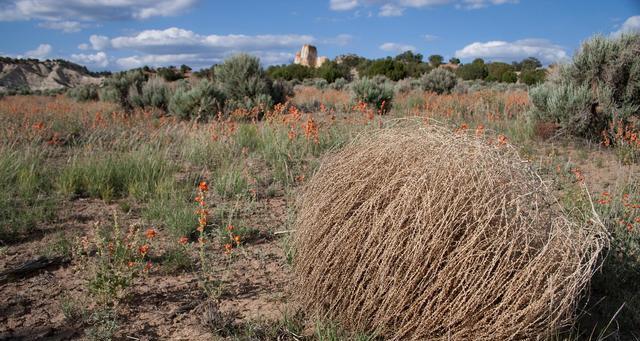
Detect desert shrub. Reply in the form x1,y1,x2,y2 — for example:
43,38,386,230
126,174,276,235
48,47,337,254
293,126,605,340
393,77,421,94
371,74,392,86
67,84,99,102
157,66,184,82
329,77,349,91
529,34,640,139
420,68,458,94
99,69,148,110
303,78,328,90
270,79,294,105
168,80,225,120
135,77,172,111
350,77,394,110
214,54,272,112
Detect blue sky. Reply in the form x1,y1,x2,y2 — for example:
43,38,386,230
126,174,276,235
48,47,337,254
0,0,638,71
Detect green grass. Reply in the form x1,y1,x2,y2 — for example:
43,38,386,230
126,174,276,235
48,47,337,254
142,178,196,239
0,148,56,242
57,147,175,202
214,163,250,199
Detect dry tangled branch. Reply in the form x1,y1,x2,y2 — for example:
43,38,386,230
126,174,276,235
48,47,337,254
293,124,607,340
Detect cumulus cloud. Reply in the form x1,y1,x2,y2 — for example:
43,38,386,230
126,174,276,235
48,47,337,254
0,0,197,28
379,4,404,16
330,0,360,11
37,20,86,33
25,43,52,58
321,33,353,46
107,28,313,55
78,27,346,69
458,0,518,9
424,34,439,41
89,35,111,51
612,15,640,36
455,39,567,64
71,51,109,68
380,42,417,53
329,0,515,15
116,53,206,69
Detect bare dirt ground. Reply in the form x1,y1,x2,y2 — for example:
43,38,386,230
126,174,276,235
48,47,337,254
0,139,637,340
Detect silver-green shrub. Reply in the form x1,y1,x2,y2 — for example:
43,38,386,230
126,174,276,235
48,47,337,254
67,84,99,102
421,68,458,94
530,33,640,138
329,77,349,91
351,77,394,110
168,80,225,120
139,78,172,110
214,54,272,112
394,78,421,94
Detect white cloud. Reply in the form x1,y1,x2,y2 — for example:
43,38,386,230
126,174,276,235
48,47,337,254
612,15,640,36
424,34,439,41
379,4,404,16
37,20,85,33
71,51,109,68
455,38,567,64
321,33,353,46
84,27,345,70
25,43,52,59
458,0,518,9
380,42,417,53
89,35,111,51
329,0,514,15
330,0,359,11
116,53,204,69
104,28,314,57
0,0,197,23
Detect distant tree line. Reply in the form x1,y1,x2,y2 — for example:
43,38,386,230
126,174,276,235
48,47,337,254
264,52,547,85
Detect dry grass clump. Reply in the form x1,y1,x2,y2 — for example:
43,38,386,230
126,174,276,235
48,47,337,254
293,124,606,340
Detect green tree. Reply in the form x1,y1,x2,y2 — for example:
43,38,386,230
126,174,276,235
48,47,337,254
486,62,515,82
513,57,542,71
428,54,444,68
456,59,488,80
360,58,407,81
395,51,423,63
449,57,461,65
519,69,546,85
315,61,350,83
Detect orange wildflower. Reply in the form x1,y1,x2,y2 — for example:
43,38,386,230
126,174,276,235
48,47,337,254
233,235,241,246
497,134,508,146
139,244,150,256
224,243,233,255
199,181,208,192
145,228,157,239
178,236,189,245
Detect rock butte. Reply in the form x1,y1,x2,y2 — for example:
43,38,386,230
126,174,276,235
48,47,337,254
294,45,328,68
